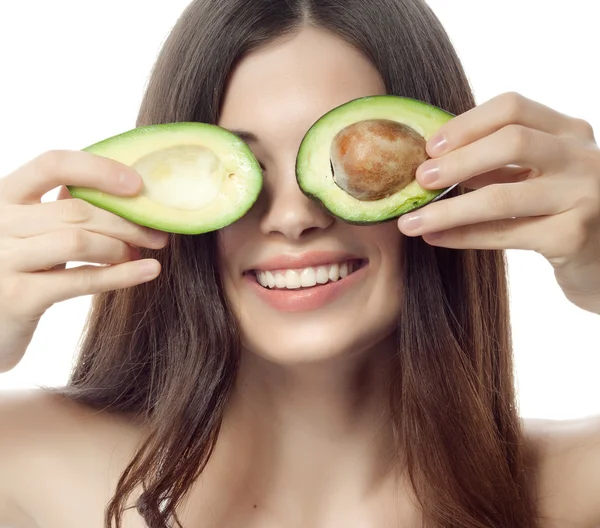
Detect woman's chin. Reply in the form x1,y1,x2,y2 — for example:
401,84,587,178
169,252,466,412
243,342,353,366
240,324,398,367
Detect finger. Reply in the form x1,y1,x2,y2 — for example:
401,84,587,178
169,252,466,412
398,177,570,236
419,212,585,262
9,229,140,272
3,199,168,249
419,216,544,251
0,150,143,205
462,165,531,190
426,92,596,158
416,125,570,190
29,259,162,308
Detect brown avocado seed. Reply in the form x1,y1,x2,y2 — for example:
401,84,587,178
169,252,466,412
329,119,429,201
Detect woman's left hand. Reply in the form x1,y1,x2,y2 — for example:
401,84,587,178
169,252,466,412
398,92,600,314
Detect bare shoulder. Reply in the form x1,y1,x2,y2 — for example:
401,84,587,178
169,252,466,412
523,414,600,527
0,388,143,527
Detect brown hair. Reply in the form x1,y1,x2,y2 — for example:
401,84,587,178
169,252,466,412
51,0,540,526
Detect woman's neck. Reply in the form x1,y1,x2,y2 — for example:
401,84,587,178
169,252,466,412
209,334,401,522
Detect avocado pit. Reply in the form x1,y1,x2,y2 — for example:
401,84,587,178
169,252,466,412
329,119,429,201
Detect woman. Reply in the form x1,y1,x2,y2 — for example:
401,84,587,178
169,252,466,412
0,0,599,527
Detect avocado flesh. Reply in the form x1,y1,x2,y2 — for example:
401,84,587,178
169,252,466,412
67,122,263,234
296,95,454,224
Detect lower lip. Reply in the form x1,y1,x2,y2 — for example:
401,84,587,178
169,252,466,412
244,264,368,312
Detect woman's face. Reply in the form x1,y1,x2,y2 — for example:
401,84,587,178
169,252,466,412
218,27,403,364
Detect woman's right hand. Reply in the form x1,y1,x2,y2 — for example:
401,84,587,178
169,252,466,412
0,150,170,373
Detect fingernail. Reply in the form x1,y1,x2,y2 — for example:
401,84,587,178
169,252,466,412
418,163,440,186
427,134,447,155
150,230,169,245
399,213,423,233
119,172,142,192
139,260,160,279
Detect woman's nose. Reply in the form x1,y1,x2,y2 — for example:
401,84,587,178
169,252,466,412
258,167,334,241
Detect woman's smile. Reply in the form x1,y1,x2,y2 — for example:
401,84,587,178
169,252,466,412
243,251,370,312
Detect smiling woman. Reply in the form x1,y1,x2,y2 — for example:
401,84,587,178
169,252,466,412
0,1,600,528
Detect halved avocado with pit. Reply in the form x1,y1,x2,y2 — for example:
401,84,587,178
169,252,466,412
296,95,454,224
67,122,263,234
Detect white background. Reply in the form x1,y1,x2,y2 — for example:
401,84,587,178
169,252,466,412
0,1,598,419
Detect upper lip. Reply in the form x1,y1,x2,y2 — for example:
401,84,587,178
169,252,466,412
247,251,366,272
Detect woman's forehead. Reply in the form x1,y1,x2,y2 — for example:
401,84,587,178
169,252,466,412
218,26,386,139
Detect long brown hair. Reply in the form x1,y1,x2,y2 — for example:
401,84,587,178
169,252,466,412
50,0,540,526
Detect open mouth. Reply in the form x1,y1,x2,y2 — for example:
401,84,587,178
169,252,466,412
247,258,368,290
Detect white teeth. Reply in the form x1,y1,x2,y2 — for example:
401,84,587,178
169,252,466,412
328,263,340,282
254,260,362,290
316,266,329,284
339,262,349,279
300,267,317,287
284,270,301,289
275,273,286,289
256,272,268,288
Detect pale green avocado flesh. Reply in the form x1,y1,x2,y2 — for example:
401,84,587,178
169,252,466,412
296,95,455,224
67,122,263,234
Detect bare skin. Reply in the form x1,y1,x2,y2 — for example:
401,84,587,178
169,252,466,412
1,26,600,528
0,390,600,527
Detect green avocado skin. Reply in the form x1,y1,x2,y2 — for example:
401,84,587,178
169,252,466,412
67,122,263,235
303,189,446,226
295,95,455,224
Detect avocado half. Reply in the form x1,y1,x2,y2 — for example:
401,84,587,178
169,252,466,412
67,122,263,234
296,95,454,224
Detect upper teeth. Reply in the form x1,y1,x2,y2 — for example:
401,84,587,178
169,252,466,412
255,261,358,289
